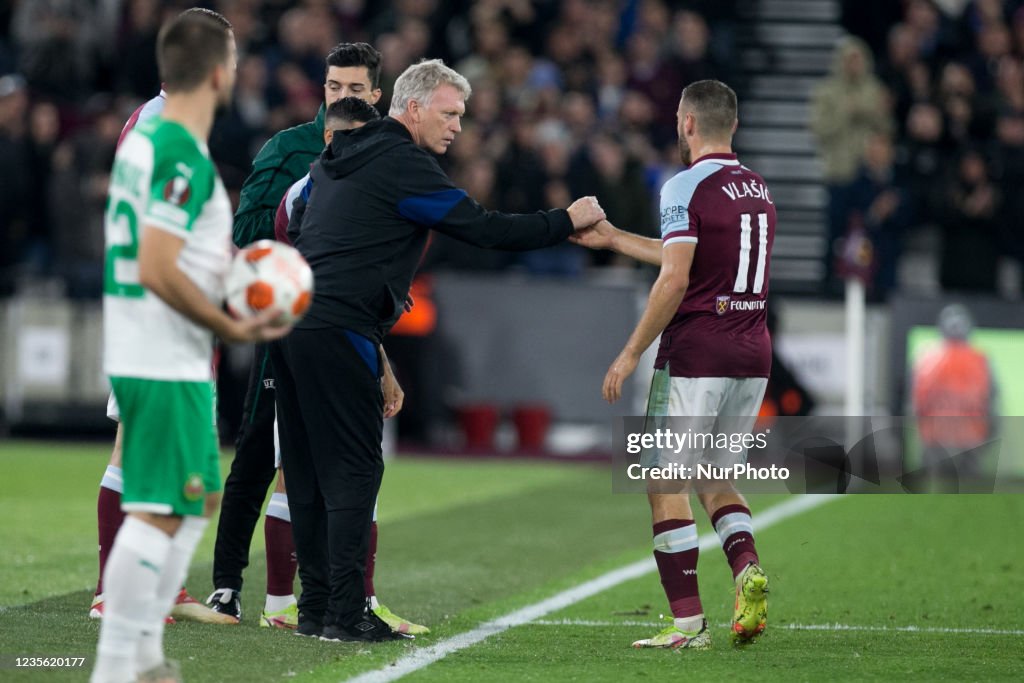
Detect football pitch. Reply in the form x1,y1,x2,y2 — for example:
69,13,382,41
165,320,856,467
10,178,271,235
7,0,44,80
1,441,1022,682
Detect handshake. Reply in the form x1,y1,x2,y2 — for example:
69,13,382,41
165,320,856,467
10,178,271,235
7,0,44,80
567,196,606,230
566,196,618,251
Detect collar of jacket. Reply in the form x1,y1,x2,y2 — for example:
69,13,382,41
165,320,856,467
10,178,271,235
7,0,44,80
380,116,414,140
313,102,326,135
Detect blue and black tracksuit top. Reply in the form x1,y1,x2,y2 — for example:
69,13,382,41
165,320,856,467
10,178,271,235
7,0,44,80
288,117,574,344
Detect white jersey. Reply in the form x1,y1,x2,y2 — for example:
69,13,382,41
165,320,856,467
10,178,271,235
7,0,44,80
103,117,232,381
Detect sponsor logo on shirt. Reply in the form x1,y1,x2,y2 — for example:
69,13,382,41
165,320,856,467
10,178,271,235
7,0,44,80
660,204,687,230
715,296,768,315
163,176,191,206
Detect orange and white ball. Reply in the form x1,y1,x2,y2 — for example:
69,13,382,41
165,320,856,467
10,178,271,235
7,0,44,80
226,240,313,325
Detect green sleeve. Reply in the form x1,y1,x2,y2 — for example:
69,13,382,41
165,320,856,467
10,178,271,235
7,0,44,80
233,136,285,247
144,139,214,236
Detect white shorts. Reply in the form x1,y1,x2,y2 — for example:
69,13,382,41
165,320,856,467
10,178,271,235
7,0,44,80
654,375,768,419
642,371,768,470
106,391,120,422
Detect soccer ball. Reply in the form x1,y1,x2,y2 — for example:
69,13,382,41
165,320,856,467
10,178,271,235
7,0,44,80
226,240,314,325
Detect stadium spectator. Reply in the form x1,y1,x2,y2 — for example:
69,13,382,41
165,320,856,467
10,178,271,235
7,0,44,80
627,31,684,144
994,109,1024,268
0,73,28,297
595,53,628,123
22,101,59,277
967,19,1013,92
1012,6,1024,54
495,117,547,216
48,102,120,299
811,36,894,292
669,10,724,89
880,23,928,133
116,0,164,100
841,0,907,56
895,102,951,228
0,0,745,286
847,133,913,299
209,54,272,177
958,0,1014,45
454,18,508,84
904,0,959,63
11,0,98,103
568,132,655,267
939,148,1002,293
941,93,984,147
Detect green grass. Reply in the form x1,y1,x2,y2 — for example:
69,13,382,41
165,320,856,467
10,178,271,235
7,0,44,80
425,496,1024,683
1,441,1023,682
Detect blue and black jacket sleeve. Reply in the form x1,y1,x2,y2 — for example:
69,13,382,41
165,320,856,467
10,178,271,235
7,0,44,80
396,152,574,250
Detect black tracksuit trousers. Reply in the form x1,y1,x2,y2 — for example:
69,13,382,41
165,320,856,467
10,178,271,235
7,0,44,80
270,327,383,627
212,343,277,592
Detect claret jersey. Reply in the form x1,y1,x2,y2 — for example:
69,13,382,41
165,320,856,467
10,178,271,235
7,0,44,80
655,153,776,378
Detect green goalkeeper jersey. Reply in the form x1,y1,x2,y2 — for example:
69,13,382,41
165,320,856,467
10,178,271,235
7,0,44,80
103,117,232,381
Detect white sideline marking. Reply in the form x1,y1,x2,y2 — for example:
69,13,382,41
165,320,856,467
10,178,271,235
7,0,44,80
345,495,840,683
531,619,1024,637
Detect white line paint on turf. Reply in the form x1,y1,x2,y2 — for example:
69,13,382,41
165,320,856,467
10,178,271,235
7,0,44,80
345,494,840,683
531,619,1024,637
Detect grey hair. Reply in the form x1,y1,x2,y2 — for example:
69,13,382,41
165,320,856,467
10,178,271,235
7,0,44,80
389,59,472,116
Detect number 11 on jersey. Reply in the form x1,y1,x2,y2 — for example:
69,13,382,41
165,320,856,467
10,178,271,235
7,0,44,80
733,212,768,295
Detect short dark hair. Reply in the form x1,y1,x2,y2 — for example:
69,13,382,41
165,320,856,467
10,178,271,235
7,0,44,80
325,43,382,89
157,9,233,92
325,97,381,128
179,7,232,30
680,80,737,141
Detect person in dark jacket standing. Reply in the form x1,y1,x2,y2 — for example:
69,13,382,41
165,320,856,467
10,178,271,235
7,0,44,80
208,42,427,636
272,59,605,642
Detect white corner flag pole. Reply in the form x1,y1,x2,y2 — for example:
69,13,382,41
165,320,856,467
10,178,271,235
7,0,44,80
844,277,866,417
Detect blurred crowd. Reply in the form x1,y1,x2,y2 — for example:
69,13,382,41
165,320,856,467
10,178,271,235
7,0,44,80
819,0,1024,299
0,0,738,299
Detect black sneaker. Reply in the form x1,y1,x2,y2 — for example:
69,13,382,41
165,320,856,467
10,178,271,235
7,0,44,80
295,612,324,638
320,610,414,642
205,589,242,622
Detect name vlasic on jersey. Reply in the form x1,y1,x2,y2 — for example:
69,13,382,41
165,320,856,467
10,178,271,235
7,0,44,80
655,153,776,379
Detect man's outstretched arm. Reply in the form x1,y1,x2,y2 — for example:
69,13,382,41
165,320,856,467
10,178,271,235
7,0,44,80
570,220,663,266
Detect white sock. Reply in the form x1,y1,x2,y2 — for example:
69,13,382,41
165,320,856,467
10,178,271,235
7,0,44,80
674,614,704,633
264,593,296,613
368,595,380,610
91,517,171,683
137,516,208,673
100,465,123,493
266,492,290,522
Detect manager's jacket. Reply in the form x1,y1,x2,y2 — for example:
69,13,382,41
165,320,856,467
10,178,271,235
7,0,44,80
289,117,574,344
